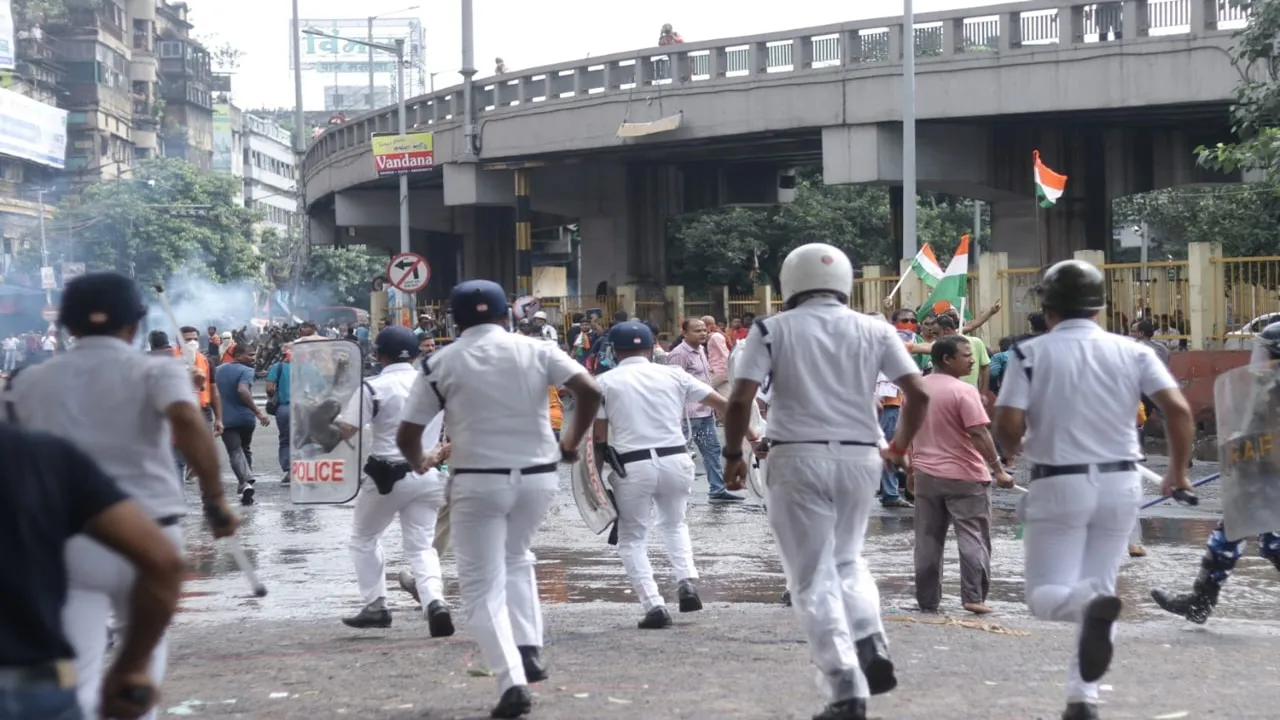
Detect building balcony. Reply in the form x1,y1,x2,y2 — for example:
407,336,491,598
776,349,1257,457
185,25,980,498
133,99,160,126
15,60,66,88
17,37,63,67
132,31,152,54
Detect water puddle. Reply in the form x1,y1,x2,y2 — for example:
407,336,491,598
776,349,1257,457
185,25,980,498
176,467,1277,627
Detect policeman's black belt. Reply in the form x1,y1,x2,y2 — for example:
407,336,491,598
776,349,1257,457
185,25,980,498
365,456,412,495
1029,461,1136,481
770,440,878,447
615,446,687,464
156,514,182,528
453,463,558,476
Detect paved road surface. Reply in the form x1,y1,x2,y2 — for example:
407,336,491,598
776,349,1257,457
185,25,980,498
156,417,1279,719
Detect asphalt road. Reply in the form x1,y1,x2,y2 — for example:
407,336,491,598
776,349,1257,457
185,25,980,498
155,414,1280,719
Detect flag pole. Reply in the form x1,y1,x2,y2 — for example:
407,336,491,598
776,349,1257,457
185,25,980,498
883,272,911,308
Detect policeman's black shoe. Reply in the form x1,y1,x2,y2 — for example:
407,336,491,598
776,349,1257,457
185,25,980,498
490,685,533,719
812,697,867,720
638,605,673,629
517,645,548,683
280,473,291,485
240,484,255,506
1061,701,1100,720
1078,595,1122,683
781,590,792,607
1151,587,1215,625
341,605,392,629
426,600,455,638
397,570,421,604
677,579,703,612
855,633,897,696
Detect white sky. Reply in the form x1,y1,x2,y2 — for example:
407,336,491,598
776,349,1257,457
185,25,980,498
188,0,1020,112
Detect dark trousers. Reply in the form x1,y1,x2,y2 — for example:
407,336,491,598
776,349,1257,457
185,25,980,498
913,471,992,608
275,403,291,472
221,425,256,486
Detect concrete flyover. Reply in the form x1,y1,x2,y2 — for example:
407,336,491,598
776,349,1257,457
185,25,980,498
302,0,1248,295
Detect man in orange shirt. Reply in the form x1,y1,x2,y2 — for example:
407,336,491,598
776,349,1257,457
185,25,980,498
181,326,224,435
548,387,564,440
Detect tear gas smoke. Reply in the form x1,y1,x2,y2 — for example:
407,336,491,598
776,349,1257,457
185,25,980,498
143,270,262,335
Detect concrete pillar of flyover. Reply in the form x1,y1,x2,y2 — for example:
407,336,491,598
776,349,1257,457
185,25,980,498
576,164,682,295
460,206,516,291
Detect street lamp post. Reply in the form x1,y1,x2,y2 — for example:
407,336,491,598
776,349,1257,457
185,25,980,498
304,28,413,322
367,6,420,111
902,0,917,261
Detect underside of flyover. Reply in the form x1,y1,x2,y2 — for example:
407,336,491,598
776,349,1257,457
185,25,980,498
308,103,1236,297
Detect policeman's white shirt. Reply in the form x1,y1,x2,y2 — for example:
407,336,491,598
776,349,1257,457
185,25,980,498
402,323,587,468
727,341,771,407
538,324,559,343
735,298,918,443
5,335,197,518
337,361,419,461
995,318,1178,465
595,356,717,454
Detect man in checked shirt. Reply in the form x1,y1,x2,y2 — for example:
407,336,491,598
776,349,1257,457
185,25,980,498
666,317,744,502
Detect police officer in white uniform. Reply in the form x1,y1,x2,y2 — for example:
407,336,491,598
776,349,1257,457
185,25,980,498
334,325,454,636
723,244,930,720
594,321,740,629
3,271,239,720
993,260,1194,720
396,280,603,720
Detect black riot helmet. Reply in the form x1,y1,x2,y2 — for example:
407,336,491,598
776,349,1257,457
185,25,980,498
1035,259,1106,315
1259,320,1280,360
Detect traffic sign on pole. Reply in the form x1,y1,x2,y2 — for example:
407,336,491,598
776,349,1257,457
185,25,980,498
386,252,430,293
41,305,58,323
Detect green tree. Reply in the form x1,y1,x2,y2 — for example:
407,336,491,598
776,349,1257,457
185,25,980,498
667,170,985,293
1113,185,1280,260
258,226,387,311
1197,0,1280,179
299,245,388,310
52,157,260,286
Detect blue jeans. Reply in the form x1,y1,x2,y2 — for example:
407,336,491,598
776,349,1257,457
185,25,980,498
275,403,291,472
879,405,901,502
685,415,727,496
0,688,82,720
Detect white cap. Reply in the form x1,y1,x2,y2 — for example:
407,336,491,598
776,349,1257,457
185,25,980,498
779,243,853,307
533,311,548,320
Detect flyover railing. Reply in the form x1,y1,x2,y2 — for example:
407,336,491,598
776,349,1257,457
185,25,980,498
302,0,1246,183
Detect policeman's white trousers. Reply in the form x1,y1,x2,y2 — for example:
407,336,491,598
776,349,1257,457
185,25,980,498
1022,471,1141,704
350,470,447,611
451,470,558,693
767,444,884,703
62,524,185,720
612,453,699,611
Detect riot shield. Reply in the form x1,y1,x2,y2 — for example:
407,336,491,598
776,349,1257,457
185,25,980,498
571,429,617,535
1214,360,1280,540
289,339,365,504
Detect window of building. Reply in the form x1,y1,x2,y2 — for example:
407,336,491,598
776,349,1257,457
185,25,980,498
159,41,183,59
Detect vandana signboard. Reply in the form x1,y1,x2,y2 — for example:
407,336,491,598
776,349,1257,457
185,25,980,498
371,132,433,176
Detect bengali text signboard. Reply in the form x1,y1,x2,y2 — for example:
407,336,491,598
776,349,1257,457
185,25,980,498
371,132,433,176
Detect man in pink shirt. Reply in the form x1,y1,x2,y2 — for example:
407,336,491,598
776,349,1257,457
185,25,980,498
911,335,1013,616
700,315,730,395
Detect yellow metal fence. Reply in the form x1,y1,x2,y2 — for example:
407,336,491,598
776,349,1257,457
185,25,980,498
433,253,1275,347
1213,255,1280,344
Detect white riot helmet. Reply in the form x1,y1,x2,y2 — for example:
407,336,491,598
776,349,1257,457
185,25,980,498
779,242,853,308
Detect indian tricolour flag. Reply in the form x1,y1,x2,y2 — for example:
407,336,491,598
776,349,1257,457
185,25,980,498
917,235,972,321
908,243,944,289
1033,150,1068,208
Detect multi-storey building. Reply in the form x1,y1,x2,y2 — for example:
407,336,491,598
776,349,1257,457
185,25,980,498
154,0,212,171
50,0,135,182
242,112,297,232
